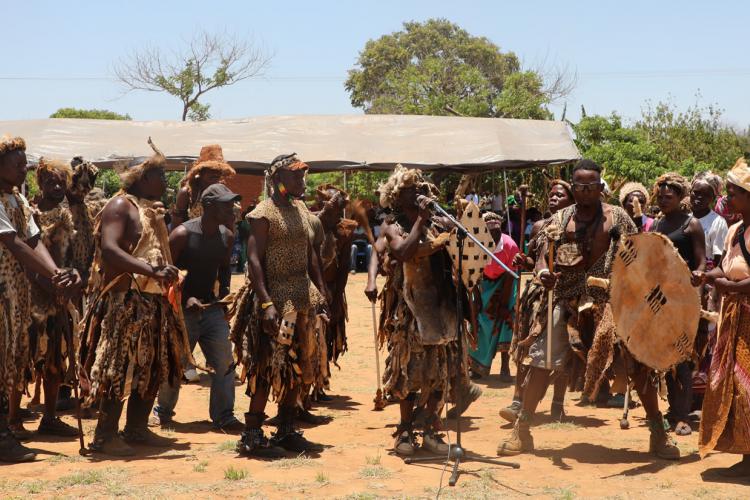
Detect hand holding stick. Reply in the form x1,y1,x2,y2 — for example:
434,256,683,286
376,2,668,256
371,302,386,411
546,240,555,369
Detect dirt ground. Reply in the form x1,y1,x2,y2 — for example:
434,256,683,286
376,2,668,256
1,273,748,499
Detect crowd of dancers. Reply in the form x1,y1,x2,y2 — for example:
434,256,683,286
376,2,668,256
0,133,747,479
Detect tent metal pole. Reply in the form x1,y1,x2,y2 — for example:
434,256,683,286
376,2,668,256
503,168,509,215
503,168,513,235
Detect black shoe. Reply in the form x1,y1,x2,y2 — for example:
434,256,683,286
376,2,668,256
316,390,333,402
214,417,245,434
272,427,323,453
56,396,75,412
0,431,36,463
121,428,176,448
237,428,286,458
38,416,80,437
9,422,33,441
298,409,332,425
550,401,565,421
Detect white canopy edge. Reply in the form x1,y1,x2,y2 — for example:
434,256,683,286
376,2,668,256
1,114,580,173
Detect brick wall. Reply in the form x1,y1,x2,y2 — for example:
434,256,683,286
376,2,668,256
225,174,265,210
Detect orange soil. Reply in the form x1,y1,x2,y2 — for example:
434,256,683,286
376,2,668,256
0,274,746,499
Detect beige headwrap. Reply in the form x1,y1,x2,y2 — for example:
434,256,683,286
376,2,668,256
726,157,750,193
619,182,649,206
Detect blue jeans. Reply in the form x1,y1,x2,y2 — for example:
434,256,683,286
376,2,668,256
350,243,372,272
154,305,236,426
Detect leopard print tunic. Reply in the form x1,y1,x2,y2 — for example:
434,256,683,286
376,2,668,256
247,199,317,315
0,190,34,397
68,202,96,280
230,199,326,402
28,204,77,384
534,204,638,398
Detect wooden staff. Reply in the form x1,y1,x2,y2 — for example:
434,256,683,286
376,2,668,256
546,240,555,369
152,207,201,371
62,303,90,456
371,302,386,411
511,190,529,344
620,382,631,430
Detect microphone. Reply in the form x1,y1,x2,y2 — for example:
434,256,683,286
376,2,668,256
416,194,436,209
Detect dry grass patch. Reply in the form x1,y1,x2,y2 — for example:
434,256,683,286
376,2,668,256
267,455,316,469
216,439,238,453
358,464,391,480
536,421,583,431
224,466,248,480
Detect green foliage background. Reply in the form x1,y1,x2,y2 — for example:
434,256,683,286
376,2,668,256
50,108,131,120
574,100,748,194
345,18,551,119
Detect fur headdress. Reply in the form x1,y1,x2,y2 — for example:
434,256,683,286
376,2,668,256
0,135,26,156
69,156,100,197
618,181,650,206
180,144,236,190
378,164,439,209
36,157,73,188
118,137,166,190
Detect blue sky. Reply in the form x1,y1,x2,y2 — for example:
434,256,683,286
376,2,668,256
2,1,747,128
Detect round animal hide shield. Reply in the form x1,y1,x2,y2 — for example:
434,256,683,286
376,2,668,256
446,202,495,290
609,232,700,371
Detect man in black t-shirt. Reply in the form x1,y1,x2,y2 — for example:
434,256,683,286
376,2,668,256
152,184,242,432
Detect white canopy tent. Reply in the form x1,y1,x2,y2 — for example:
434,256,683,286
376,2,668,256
1,114,580,173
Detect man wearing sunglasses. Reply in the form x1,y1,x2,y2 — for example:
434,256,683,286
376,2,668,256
497,159,680,461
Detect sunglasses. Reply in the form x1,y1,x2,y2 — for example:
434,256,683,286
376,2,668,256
572,182,602,193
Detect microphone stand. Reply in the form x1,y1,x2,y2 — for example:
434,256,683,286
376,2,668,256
404,201,519,485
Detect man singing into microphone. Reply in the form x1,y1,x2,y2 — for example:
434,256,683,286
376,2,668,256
376,165,469,456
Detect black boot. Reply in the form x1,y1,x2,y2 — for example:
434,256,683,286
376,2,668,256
122,392,175,448
237,412,285,458
0,416,35,463
271,406,323,453
90,396,135,457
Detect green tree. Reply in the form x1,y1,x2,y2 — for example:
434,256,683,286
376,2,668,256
636,100,747,178
25,171,39,199
94,169,181,208
574,102,748,197
50,108,131,120
96,169,122,197
345,19,564,119
306,171,389,202
115,31,271,121
573,113,665,187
